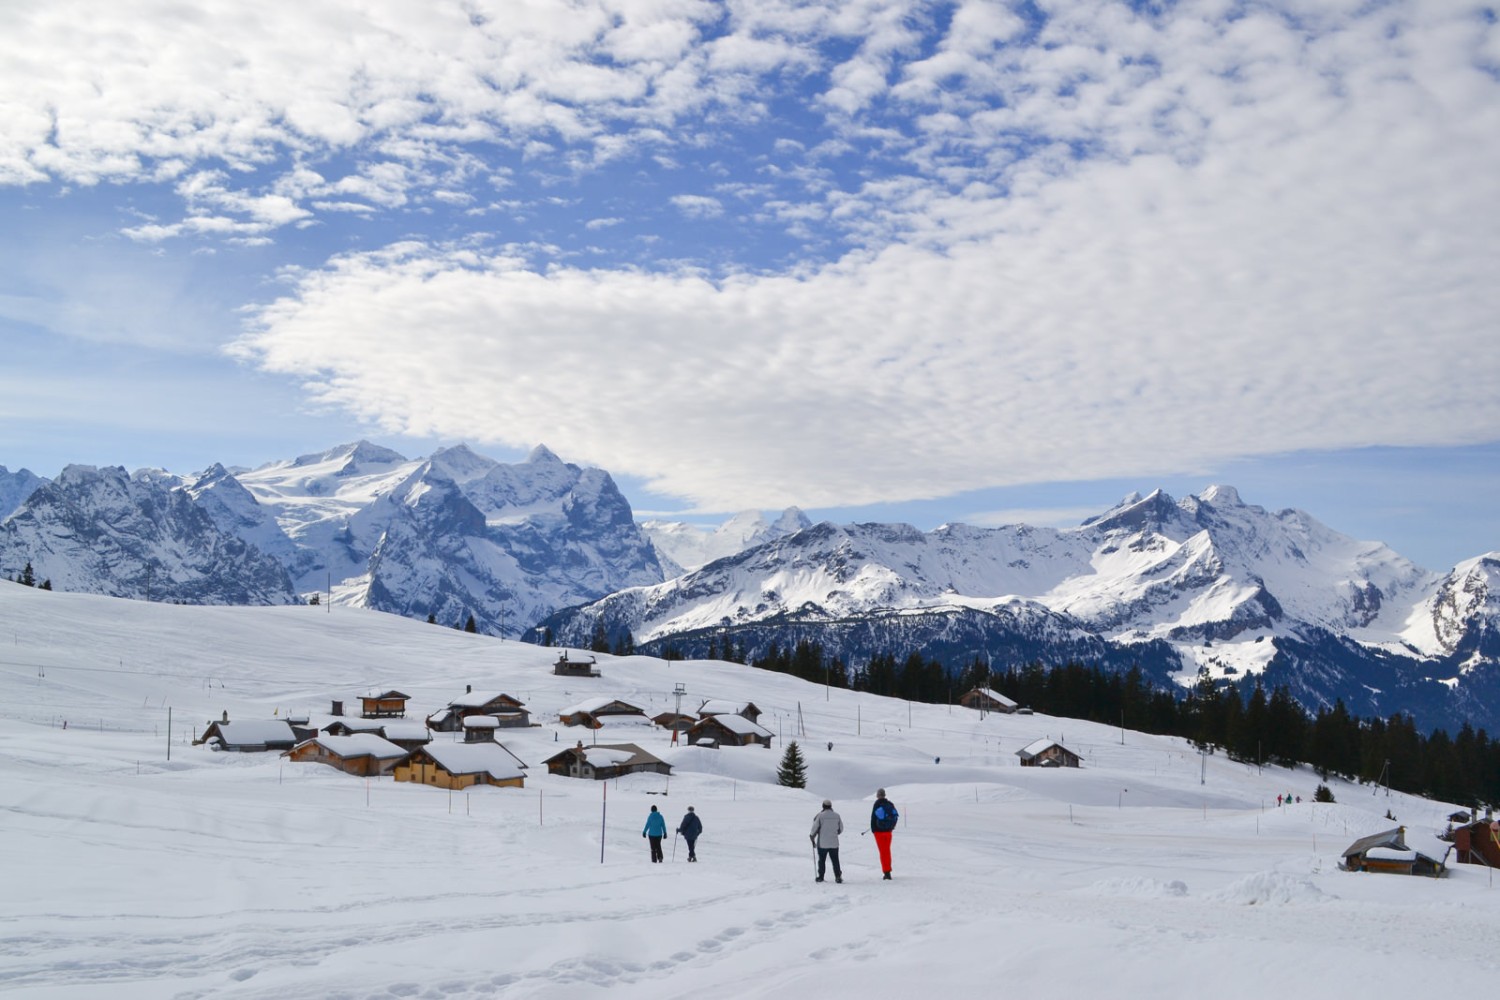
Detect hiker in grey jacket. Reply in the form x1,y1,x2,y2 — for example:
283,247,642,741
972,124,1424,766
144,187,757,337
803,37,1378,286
809,800,844,883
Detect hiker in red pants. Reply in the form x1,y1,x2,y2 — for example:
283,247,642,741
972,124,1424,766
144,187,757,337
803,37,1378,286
870,788,899,880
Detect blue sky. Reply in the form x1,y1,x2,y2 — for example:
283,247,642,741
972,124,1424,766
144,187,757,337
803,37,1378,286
2,0,1497,571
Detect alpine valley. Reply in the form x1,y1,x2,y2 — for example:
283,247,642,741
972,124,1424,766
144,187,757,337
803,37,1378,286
2,445,1496,732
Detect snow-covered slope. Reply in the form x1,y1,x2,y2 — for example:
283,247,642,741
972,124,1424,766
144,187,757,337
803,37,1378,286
1,584,1495,999
0,464,45,521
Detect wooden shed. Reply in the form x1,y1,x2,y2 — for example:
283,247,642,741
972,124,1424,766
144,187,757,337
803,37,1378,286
360,690,411,719
393,742,527,790
1340,827,1447,877
284,734,408,776
542,742,672,780
652,712,696,732
688,714,773,748
553,652,601,677
1449,819,1500,868
1016,738,1082,768
959,687,1018,714
697,700,763,724
558,697,647,728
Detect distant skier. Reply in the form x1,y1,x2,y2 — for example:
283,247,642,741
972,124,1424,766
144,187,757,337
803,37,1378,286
677,805,703,862
643,805,667,862
870,788,899,880
810,800,844,883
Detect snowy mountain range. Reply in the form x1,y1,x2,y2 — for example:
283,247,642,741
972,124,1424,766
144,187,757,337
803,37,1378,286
0,442,663,633
538,487,1500,733
2,446,1497,730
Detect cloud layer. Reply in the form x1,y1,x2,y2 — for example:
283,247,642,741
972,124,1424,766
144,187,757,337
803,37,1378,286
7,1,1500,509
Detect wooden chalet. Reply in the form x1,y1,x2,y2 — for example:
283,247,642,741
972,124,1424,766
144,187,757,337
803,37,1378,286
1016,738,1082,768
323,718,432,752
553,652,601,677
195,714,308,752
1340,827,1448,877
393,742,528,790
687,713,774,748
959,687,1018,714
284,734,408,777
1449,818,1500,868
697,699,763,724
427,688,530,732
652,711,696,732
558,696,647,729
361,690,411,719
542,742,672,780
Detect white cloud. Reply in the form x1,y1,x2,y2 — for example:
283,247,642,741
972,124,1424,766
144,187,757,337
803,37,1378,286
670,194,725,218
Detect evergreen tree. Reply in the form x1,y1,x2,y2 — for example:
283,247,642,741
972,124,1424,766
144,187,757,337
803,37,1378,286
426,612,437,625
777,740,808,788
19,561,35,587
589,619,610,653
464,614,478,633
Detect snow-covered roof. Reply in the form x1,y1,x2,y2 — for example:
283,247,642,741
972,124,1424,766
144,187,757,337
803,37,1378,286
1365,847,1419,862
325,717,384,733
970,687,1017,707
377,721,431,742
580,747,636,766
303,734,408,760
699,699,757,716
1018,738,1074,758
449,690,523,709
463,716,500,729
207,720,296,745
698,714,772,738
560,696,644,716
420,743,526,780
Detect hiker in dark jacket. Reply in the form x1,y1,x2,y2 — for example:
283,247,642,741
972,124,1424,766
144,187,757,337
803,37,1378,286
810,800,844,883
643,805,667,862
870,788,899,879
677,806,703,862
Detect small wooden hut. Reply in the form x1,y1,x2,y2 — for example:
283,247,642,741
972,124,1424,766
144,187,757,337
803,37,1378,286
542,742,672,780
360,690,410,719
284,734,408,776
553,652,601,677
1340,827,1447,877
687,714,773,748
1016,738,1081,768
959,687,1018,714
697,700,763,724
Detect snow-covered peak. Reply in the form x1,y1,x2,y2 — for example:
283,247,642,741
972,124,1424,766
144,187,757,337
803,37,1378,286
427,444,499,484
641,507,817,574
1196,484,1244,508
527,444,563,465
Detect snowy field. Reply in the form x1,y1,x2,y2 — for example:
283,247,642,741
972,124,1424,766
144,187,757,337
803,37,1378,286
2,584,1497,999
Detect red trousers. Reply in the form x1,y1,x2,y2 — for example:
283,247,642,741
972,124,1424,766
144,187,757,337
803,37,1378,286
873,830,893,873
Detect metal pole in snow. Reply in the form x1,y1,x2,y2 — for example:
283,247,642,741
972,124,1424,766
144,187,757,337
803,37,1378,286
600,783,607,864
166,706,172,761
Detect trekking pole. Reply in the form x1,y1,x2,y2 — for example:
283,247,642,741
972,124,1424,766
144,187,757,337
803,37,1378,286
672,832,679,861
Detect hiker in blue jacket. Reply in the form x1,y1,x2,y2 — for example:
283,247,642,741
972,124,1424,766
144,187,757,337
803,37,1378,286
677,805,703,861
870,788,899,879
643,804,667,862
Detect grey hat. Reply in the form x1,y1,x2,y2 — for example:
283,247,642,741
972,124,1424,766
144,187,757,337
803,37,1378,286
877,788,886,797
822,799,832,808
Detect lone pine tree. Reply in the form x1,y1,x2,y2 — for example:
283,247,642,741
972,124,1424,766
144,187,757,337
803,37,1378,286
777,740,808,788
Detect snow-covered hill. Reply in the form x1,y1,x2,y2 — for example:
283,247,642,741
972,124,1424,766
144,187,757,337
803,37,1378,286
1,584,1495,999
